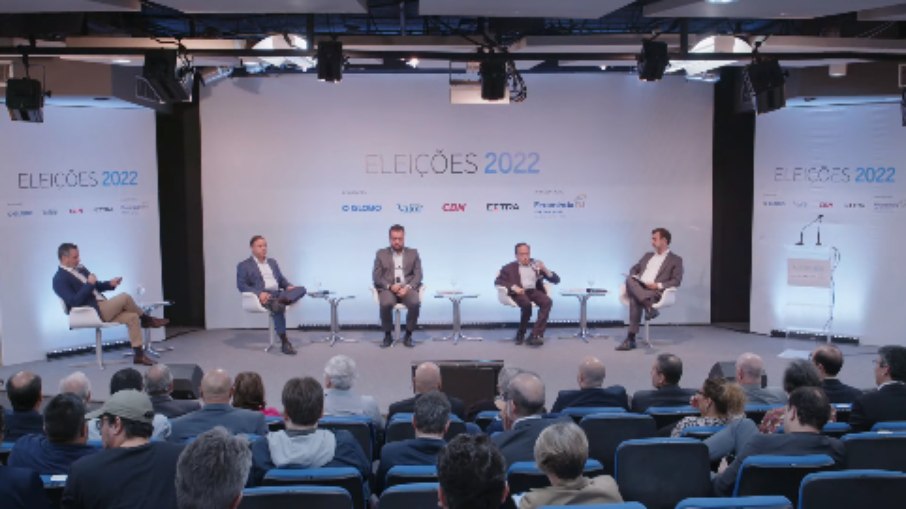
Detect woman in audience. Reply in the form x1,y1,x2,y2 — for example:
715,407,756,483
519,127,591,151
758,358,826,433
517,421,622,509
232,371,280,417
671,377,746,437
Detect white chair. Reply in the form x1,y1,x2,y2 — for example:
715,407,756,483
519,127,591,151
496,281,553,339
61,300,123,369
241,292,279,352
371,285,425,346
618,284,677,347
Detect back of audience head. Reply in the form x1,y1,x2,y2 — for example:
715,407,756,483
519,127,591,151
652,353,683,388
534,421,588,484
782,359,822,394
697,377,746,418
877,345,906,384
785,386,831,431
413,361,442,394
496,366,523,397
59,371,92,403
200,368,233,404
44,393,88,444
578,356,606,389
282,376,323,428
414,390,451,436
324,354,357,391
232,371,267,411
110,367,144,394
810,345,845,379
175,426,252,509
735,352,764,385
506,372,545,421
88,389,155,447
7,370,42,411
437,434,508,509
144,364,173,397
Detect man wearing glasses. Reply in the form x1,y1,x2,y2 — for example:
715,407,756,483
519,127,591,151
61,390,184,508
849,345,906,431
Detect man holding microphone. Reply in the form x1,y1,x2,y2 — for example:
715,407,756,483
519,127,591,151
495,243,560,347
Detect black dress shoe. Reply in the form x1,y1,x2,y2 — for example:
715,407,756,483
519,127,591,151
380,333,393,348
526,335,544,347
514,333,525,345
403,332,414,348
615,338,636,351
280,340,297,355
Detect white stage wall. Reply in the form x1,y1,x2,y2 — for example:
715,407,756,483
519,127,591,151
751,103,906,346
201,73,713,329
0,106,163,365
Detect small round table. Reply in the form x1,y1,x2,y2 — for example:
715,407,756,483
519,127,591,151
558,289,609,342
432,291,482,345
139,300,173,357
309,291,356,346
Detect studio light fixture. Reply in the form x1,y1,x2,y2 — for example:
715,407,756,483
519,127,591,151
743,51,787,114
138,49,193,104
479,55,507,101
253,34,315,71
5,56,45,122
317,40,344,83
637,39,669,81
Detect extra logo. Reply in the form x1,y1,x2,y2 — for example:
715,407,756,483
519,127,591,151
486,203,519,212
342,204,382,212
844,203,866,209
442,203,467,212
93,206,115,213
397,203,424,214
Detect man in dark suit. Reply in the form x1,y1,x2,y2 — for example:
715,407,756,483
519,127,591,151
551,356,629,413
617,228,683,351
630,353,697,413
387,362,466,420
169,369,267,442
491,372,567,467
52,242,167,366
376,391,450,493
849,345,906,432
810,344,864,404
713,386,845,496
3,371,44,442
494,242,561,346
0,408,51,509
373,224,423,348
144,364,201,419
236,235,306,355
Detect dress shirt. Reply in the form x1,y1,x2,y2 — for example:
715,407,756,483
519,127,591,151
392,250,404,285
255,258,279,291
640,250,669,288
61,265,106,301
518,264,537,289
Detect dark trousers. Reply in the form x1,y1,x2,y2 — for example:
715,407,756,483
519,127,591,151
263,286,307,334
512,289,553,337
378,289,421,333
625,277,660,334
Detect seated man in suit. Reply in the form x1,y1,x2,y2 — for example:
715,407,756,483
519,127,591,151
810,344,864,404
617,228,683,351
736,352,787,405
712,386,845,496
630,353,697,413
8,393,97,474
388,362,466,420
3,371,44,442
376,390,450,493
492,372,568,467
0,408,51,509
849,345,906,431
144,364,201,419
437,434,509,509
176,427,252,509
169,369,267,442
373,224,423,348
551,356,629,413
53,242,167,366
236,235,306,355
494,242,561,347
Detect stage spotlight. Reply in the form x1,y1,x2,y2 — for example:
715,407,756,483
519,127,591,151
743,56,786,114
5,77,44,122
637,39,669,81
479,57,507,100
317,40,344,82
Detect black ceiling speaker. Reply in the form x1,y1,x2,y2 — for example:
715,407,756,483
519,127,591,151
141,49,192,103
480,58,508,101
317,40,344,82
5,77,44,122
637,39,669,81
744,57,786,114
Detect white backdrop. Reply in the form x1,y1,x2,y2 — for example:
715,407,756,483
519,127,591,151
201,73,713,329
0,106,163,365
751,103,906,346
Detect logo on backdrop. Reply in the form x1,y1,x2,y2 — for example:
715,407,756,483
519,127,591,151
69,208,84,215
120,199,149,216
364,151,543,177
818,202,834,209
16,170,141,190
772,166,897,186
6,209,33,218
793,201,809,208
762,200,786,207
42,209,58,216
397,203,424,214
341,190,367,195
486,203,519,212
442,203,467,212
94,206,115,214
533,194,587,217
342,204,382,213
844,202,866,209
872,198,905,212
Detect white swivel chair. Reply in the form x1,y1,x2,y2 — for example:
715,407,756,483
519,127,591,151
371,285,426,346
61,300,123,369
496,281,553,338
241,292,280,352
618,284,677,348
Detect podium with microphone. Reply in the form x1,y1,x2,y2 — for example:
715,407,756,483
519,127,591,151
784,214,840,343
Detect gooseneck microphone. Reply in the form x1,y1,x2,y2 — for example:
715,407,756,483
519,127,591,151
797,214,824,246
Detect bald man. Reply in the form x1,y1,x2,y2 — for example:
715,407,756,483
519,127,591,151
387,362,466,420
168,369,267,442
492,372,569,466
811,345,864,404
4,371,44,441
550,356,629,413
736,353,786,405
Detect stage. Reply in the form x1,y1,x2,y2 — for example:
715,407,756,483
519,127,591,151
0,324,879,412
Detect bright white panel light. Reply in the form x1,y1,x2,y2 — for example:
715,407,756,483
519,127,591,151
252,34,315,70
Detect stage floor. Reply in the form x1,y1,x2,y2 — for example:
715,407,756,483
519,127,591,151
0,324,880,414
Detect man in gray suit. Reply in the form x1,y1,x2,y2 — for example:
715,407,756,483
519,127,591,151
373,224,423,348
617,227,684,351
168,369,267,442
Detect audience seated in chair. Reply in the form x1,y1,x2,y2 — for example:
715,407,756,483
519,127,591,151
169,368,267,442
550,356,629,413
8,393,97,474
232,371,281,417
630,353,697,413
0,407,50,509
176,426,252,509
517,421,622,509
322,355,383,427
492,372,568,467
712,386,845,496
810,344,864,404
93,368,171,441
437,434,509,509
849,345,906,432
671,377,745,437
466,366,523,432
144,364,202,419
387,362,466,420
62,390,185,508
758,359,827,434
736,353,787,405
3,371,44,442
248,376,370,486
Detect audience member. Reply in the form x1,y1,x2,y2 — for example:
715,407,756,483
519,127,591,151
170,369,267,442
387,362,465,420
466,366,523,422
518,421,622,508
492,372,567,466
0,406,51,509
736,353,786,405
849,345,906,431
175,427,252,509
437,434,509,509
630,354,696,413
4,371,44,441
97,367,171,441
145,364,202,418
671,377,745,437
811,345,864,404
322,355,382,426
376,390,451,493
758,359,824,433
550,356,629,413
62,390,184,508
58,371,92,404
248,377,370,486
712,386,844,496
8,393,97,473
232,371,280,417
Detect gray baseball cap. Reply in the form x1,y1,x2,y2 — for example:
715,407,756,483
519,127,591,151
85,389,154,424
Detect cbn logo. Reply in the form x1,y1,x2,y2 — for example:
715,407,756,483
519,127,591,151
442,203,466,212
342,204,382,212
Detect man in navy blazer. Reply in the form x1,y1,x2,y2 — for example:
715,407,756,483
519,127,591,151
810,344,864,404
373,224,423,348
551,356,629,413
236,235,306,355
617,228,683,351
52,242,167,366
849,345,906,431
494,243,561,346
169,369,267,442
491,372,568,467
0,409,50,509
